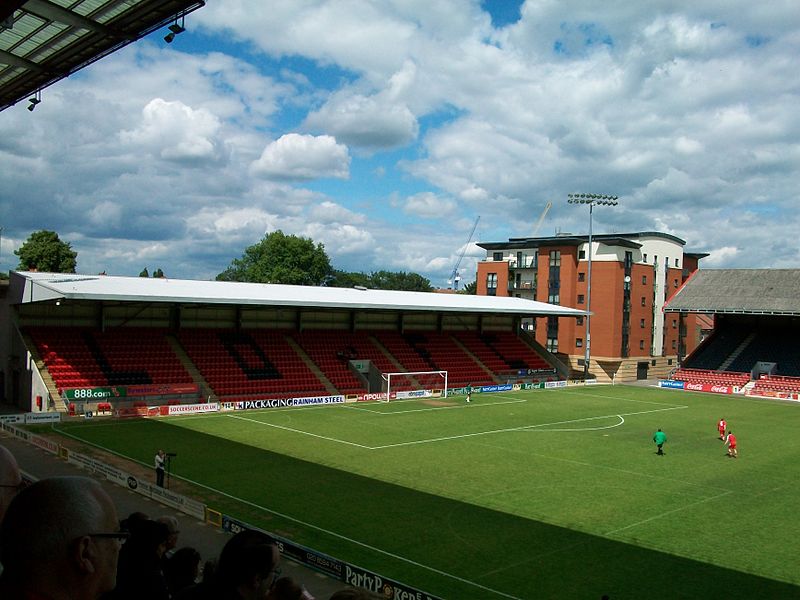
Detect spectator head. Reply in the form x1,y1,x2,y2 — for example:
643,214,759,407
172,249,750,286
0,476,123,599
157,515,180,550
215,529,280,600
165,546,202,596
267,576,313,600
0,444,22,522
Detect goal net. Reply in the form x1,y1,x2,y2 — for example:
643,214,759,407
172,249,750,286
380,370,448,402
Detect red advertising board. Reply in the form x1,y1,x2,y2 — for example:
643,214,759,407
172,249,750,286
683,382,733,394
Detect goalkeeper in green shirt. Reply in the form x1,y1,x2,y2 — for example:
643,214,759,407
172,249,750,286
653,428,667,455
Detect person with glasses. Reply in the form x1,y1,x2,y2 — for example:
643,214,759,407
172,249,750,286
0,444,22,523
0,476,124,600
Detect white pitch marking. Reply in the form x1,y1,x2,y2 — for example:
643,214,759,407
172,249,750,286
224,414,373,449
344,397,528,415
604,490,734,535
370,405,687,450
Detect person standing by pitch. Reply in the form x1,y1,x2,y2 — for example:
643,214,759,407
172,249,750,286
155,449,166,487
653,428,667,456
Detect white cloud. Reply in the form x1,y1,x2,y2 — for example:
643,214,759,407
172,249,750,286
120,98,223,164
400,192,457,219
250,133,351,180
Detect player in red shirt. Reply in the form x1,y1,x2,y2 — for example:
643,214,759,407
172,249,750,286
725,431,737,458
718,418,727,440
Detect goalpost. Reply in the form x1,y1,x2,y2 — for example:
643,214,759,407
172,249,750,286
380,370,448,402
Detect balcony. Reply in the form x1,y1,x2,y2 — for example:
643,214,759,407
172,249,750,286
508,280,536,291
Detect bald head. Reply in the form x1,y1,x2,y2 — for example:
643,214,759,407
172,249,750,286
0,476,121,598
0,444,21,522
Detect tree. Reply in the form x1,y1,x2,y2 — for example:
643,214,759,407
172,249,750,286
327,269,371,288
217,230,333,285
15,230,77,273
139,267,149,277
367,270,433,292
460,280,477,295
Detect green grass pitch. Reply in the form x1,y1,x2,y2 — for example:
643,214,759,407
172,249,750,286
50,385,800,599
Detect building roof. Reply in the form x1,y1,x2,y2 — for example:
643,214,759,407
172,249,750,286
664,269,800,316
9,271,588,318
478,231,686,251
0,0,205,111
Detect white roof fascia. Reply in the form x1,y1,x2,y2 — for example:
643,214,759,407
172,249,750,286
10,271,586,317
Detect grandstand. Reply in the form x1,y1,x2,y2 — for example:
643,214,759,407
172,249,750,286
665,269,800,397
0,271,581,413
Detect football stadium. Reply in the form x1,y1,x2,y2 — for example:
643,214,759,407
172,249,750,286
2,3,799,599
1,268,799,599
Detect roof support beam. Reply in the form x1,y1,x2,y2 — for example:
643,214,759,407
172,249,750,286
24,0,130,39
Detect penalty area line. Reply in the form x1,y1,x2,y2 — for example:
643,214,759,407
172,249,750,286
371,405,688,450
224,414,373,449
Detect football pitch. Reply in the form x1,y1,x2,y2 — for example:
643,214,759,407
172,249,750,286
51,385,800,599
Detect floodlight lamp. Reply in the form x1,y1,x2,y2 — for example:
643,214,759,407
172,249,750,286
27,95,41,111
164,32,175,43
168,23,185,35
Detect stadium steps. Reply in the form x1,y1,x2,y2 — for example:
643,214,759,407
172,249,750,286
718,331,757,371
165,335,216,401
284,336,338,396
449,336,502,384
22,331,68,412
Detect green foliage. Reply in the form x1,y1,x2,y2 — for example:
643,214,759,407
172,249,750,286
14,230,77,273
139,267,149,277
153,268,165,278
367,270,433,291
217,230,332,285
327,269,371,288
52,386,800,599
459,280,477,294
328,269,433,291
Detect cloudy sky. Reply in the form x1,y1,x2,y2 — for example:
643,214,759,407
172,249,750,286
1,0,799,286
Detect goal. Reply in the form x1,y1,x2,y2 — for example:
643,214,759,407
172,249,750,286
380,370,448,401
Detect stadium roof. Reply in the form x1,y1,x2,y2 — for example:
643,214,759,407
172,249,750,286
665,269,800,316
478,231,686,251
9,271,588,318
0,0,205,112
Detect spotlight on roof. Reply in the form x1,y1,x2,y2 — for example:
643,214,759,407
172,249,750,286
164,17,185,43
27,93,41,111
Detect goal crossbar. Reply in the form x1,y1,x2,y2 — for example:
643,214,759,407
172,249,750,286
381,370,448,402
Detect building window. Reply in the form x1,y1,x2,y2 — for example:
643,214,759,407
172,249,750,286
493,252,503,261
579,249,586,259
548,293,560,304
576,316,584,326
641,296,646,306
642,275,647,285
547,338,558,352
549,250,561,266
576,338,583,348
577,294,585,304
672,339,677,349
672,319,677,328
640,318,645,328
675,258,679,267
643,253,648,262
674,279,679,288
578,272,585,282
486,273,497,296
640,340,645,350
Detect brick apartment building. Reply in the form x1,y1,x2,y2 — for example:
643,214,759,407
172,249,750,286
476,232,708,381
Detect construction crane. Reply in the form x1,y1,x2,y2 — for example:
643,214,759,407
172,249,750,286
447,215,480,290
532,201,552,237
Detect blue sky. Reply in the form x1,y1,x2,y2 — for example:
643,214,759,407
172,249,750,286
1,1,799,286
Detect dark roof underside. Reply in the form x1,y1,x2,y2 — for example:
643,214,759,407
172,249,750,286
665,269,800,315
0,0,205,112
